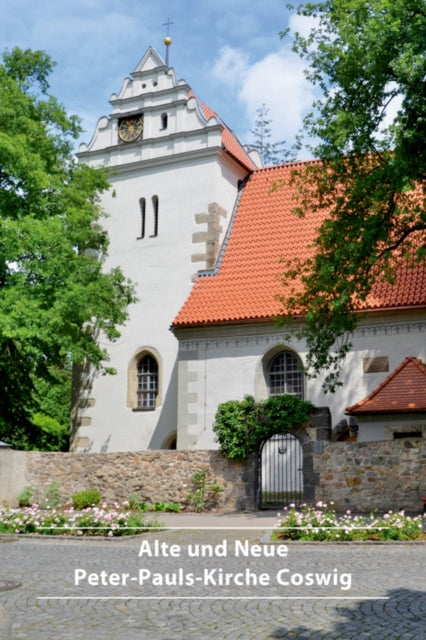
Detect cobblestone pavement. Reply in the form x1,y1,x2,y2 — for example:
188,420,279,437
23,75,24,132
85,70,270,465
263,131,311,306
1,528,425,640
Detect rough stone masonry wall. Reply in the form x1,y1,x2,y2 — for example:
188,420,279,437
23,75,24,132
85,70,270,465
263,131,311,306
314,439,426,514
1,450,256,511
1,437,425,514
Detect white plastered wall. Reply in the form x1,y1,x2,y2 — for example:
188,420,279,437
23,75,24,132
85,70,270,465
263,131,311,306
175,312,426,449
71,49,251,452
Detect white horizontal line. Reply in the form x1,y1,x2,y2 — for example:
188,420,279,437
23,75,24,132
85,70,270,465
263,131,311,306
33,526,392,531
30,527,275,533
37,596,389,601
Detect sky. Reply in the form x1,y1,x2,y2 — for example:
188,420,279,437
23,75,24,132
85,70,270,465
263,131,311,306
0,0,318,157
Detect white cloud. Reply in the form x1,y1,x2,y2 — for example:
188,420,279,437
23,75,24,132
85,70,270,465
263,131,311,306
239,51,314,143
212,46,248,88
212,45,316,152
288,13,319,40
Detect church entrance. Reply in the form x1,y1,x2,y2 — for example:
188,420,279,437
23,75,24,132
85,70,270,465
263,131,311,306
258,433,303,509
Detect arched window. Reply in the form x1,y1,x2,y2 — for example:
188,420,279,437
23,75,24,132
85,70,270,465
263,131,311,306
137,354,158,409
137,196,159,239
268,351,304,399
138,197,146,239
151,195,159,237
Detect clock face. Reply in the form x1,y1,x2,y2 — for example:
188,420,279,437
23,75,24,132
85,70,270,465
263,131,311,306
118,115,143,142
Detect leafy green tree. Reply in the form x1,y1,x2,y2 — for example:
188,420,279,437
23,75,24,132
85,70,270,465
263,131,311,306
250,104,295,165
29,366,72,451
0,48,135,448
279,1,425,390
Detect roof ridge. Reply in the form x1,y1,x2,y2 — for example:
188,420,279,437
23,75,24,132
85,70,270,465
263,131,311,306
254,158,319,172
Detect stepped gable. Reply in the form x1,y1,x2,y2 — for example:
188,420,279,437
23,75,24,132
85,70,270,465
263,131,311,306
188,91,256,172
346,357,426,414
173,161,426,328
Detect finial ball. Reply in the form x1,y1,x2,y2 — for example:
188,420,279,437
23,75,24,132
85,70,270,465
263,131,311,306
164,36,172,46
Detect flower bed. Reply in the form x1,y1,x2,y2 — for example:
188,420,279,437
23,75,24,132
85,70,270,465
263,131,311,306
273,502,425,541
0,503,160,537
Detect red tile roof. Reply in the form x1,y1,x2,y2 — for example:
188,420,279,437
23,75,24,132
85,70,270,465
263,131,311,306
188,91,256,172
346,357,426,414
173,162,426,328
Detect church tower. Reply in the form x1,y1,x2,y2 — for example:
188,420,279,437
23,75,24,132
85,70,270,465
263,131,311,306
71,47,257,452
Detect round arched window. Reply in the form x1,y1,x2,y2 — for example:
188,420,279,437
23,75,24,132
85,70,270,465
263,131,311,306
268,351,304,399
137,354,158,409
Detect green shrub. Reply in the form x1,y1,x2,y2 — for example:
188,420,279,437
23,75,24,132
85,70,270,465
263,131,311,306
152,502,167,512
164,502,181,512
273,504,425,542
44,482,62,508
0,520,16,534
128,493,149,511
38,511,68,535
151,502,181,512
189,469,207,512
208,483,224,493
17,486,35,507
72,488,101,510
213,394,315,460
186,470,225,512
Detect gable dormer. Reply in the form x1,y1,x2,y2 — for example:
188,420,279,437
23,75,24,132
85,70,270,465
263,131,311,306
77,47,224,164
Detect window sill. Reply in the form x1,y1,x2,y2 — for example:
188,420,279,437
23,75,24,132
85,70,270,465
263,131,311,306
132,407,156,412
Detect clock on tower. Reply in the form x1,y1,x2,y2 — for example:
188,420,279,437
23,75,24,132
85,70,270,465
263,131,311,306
118,114,144,142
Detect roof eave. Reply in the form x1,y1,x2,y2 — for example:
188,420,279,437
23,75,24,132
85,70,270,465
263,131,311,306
346,407,426,415
222,143,256,173
172,315,280,331
354,302,426,315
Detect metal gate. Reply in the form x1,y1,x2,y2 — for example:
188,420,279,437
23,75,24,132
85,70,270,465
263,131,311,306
258,432,303,509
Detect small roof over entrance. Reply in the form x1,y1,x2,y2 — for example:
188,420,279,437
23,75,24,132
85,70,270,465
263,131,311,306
346,357,426,415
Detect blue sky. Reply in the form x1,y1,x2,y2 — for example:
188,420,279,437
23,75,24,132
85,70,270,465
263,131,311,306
1,0,317,156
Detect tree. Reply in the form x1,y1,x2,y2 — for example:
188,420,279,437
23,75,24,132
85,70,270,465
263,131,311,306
279,1,425,390
0,48,135,448
250,104,295,165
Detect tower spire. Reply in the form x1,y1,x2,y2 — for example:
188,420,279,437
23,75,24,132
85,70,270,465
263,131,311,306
162,18,174,66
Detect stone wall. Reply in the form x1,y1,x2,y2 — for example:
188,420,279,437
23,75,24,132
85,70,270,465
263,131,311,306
0,449,256,512
1,433,424,514
314,439,425,514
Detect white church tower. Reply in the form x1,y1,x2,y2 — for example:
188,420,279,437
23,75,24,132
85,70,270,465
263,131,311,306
71,47,258,452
